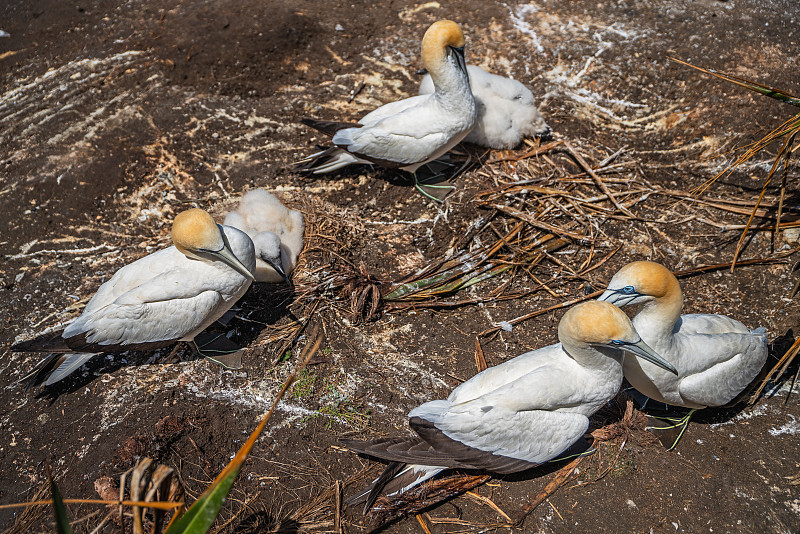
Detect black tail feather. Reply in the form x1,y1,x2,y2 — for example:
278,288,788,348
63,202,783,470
294,146,341,172
16,354,64,390
343,461,406,515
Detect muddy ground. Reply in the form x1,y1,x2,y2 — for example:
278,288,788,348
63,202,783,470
1,0,799,532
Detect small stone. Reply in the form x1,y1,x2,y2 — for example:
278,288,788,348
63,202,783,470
783,227,800,244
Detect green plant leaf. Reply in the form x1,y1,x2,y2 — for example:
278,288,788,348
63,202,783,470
163,328,322,534
163,466,240,534
47,468,72,534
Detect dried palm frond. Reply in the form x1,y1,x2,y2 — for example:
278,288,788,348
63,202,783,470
367,474,491,532
382,141,642,313
669,57,800,268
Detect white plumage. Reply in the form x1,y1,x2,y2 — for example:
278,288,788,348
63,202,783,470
223,189,305,283
343,301,676,511
599,261,768,409
298,20,477,177
419,64,551,149
12,208,255,387
599,261,768,448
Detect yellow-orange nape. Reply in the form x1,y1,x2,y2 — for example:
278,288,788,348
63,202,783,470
558,300,637,345
172,208,224,255
421,20,466,70
611,261,680,299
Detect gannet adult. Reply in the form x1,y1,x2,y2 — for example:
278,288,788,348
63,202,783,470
343,301,676,512
419,64,551,149
298,20,477,200
599,261,769,449
223,189,304,283
12,208,256,387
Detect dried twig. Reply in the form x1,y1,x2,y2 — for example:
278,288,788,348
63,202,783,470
474,337,488,373
513,443,594,526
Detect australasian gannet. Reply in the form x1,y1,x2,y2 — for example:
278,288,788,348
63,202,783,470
12,208,256,387
343,300,677,512
419,64,551,149
223,189,304,283
298,20,477,200
599,261,769,449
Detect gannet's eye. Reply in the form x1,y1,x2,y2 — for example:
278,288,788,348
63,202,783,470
622,286,635,294
610,340,625,346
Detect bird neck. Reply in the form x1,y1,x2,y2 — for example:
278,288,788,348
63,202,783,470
633,279,683,342
560,339,624,378
428,59,472,104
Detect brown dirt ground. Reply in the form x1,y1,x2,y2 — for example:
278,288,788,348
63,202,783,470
1,0,799,533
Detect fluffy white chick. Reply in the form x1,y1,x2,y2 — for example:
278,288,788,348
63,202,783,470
224,190,305,283
420,65,551,149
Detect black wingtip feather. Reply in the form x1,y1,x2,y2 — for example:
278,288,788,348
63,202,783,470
300,117,362,138
11,330,70,353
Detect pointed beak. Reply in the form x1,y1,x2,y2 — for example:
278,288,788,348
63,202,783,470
620,339,678,375
598,289,616,302
206,239,255,281
449,45,467,77
598,289,640,307
264,257,291,285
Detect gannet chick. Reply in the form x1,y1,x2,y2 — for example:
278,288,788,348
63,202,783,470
343,301,676,512
223,189,304,283
12,208,256,387
599,261,768,450
298,20,477,200
419,64,551,149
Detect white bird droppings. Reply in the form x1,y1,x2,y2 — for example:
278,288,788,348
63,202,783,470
769,414,800,436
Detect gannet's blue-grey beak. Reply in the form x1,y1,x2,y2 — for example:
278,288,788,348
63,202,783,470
598,287,642,307
264,256,291,285
207,244,255,281
203,226,255,281
449,46,467,77
616,338,678,375
598,289,616,302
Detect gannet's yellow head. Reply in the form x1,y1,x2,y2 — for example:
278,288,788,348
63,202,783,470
559,301,635,345
598,261,681,307
421,20,467,75
172,208,255,281
172,208,224,255
558,301,677,374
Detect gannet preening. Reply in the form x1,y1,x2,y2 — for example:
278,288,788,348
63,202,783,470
419,64,551,149
12,208,256,387
223,189,304,283
343,301,676,512
599,261,769,450
298,20,477,200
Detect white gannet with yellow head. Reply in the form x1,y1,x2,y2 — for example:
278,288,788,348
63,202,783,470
343,300,676,512
599,261,768,449
419,64,551,149
12,208,256,387
298,20,477,199
223,189,304,283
